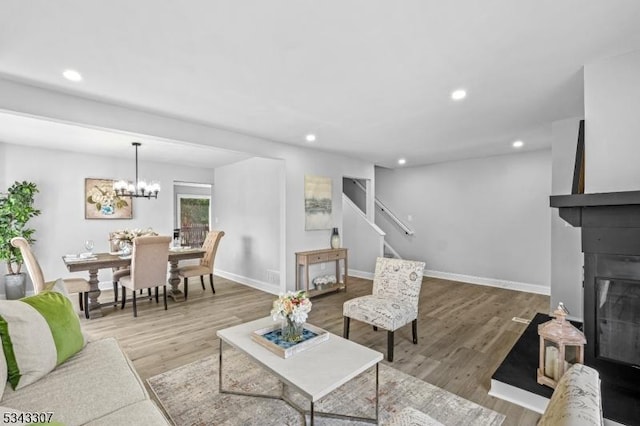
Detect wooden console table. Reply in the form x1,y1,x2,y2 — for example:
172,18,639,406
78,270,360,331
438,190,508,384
295,248,348,298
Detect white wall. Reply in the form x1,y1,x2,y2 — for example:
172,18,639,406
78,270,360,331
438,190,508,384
0,143,5,194
551,117,583,319
375,150,552,294
0,78,376,292
0,142,213,293
213,157,283,294
342,195,384,278
584,50,640,193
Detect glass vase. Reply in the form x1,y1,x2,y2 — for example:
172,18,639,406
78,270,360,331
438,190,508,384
330,227,341,249
281,317,304,343
119,241,132,255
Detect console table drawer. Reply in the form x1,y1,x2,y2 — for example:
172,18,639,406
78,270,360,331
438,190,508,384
328,251,345,260
295,248,348,298
310,253,329,263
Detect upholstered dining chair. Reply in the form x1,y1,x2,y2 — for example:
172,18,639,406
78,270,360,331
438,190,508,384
343,257,425,362
108,232,131,303
177,230,225,300
10,237,91,319
116,236,171,318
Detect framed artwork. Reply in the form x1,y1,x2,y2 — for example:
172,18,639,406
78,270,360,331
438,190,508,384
85,178,133,220
304,175,332,230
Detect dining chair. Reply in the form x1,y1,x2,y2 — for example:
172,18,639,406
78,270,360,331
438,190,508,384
343,257,425,362
10,237,91,319
177,230,224,300
116,235,171,317
108,232,131,303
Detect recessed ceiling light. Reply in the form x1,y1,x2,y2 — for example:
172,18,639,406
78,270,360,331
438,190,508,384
305,134,316,142
512,140,524,148
63,69,83,82
451,89,466,101
398,158,406,165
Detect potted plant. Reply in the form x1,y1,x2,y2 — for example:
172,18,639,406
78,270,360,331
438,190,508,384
0,181,41,299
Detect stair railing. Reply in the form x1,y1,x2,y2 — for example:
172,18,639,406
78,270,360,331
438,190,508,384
350,179,414,236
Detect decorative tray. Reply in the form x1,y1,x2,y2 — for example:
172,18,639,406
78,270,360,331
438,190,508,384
251,323,329,358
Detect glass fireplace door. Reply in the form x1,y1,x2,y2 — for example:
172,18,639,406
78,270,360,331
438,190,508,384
596,278,640,367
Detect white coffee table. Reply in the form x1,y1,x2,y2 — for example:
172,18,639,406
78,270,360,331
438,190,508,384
217,317,383,425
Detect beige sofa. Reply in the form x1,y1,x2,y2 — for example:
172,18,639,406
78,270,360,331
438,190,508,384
386,364,602,426
0,338,170,426
537,363,602,426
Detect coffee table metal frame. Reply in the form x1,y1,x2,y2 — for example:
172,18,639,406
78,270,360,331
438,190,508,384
217,321,381,425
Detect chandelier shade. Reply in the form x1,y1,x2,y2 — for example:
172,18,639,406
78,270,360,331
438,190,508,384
113,142,160,199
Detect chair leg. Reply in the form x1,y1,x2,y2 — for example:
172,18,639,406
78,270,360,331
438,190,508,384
387,330,395,362
343,317,350,339
163,286,167,310
147,288,152,299
78,293,84,311
373,326,378,331
209,274,215,294
200,275,205,290
184,277,188,300
121,287,126,309
155,287,159,303
412,319,418,344
133,291,138,318
84,292,90,319
113,282,118,303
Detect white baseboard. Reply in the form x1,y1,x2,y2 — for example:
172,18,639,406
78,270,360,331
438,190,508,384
98,281,115,291
348,269,374,280
99,274,281,297
424,269,550,295
214,269,280,295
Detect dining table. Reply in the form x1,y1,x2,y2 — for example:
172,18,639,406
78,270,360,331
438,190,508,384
62,248,205,318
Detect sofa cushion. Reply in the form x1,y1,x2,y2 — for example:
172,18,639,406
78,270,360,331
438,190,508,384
84,400,170,426
0,338,149,426
0,291,86,389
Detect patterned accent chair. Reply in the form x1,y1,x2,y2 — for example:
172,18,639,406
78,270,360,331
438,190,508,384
343,257,425,362
10,237,91,319
177,230,224,299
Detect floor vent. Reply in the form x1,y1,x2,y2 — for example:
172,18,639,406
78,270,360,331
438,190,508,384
511,317,531,324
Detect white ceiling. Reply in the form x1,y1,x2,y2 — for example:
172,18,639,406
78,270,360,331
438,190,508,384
0,112,252,168
1,1,640,167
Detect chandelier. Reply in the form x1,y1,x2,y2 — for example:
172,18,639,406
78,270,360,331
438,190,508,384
113,142,160,199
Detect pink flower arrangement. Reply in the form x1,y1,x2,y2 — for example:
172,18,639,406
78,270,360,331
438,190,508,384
270,291,312,324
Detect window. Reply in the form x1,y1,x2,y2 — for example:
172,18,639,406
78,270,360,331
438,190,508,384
177,194,211,247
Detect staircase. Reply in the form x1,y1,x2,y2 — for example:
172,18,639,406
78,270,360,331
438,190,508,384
343,179,414,262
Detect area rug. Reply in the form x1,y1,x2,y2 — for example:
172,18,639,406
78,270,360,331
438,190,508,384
148,349,504,426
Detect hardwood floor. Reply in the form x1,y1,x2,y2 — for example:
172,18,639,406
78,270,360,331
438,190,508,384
81,275,549,426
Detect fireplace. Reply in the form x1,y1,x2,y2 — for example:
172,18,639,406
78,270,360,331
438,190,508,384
586,254,640,375
551,191,640,423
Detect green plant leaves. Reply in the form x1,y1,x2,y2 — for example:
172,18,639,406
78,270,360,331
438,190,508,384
0,181,41,275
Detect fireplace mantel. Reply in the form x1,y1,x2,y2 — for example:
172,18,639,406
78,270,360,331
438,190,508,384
550,190,640,229
550,190,640,208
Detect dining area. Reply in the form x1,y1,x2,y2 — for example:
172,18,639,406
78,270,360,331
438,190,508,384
11,228,225,319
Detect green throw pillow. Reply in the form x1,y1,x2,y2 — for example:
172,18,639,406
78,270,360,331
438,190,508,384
0,291,86,389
